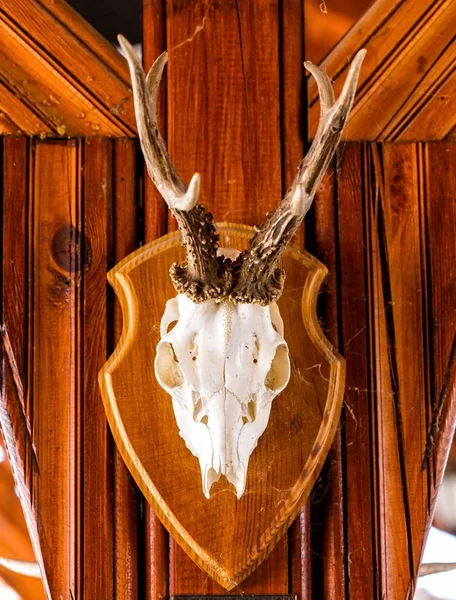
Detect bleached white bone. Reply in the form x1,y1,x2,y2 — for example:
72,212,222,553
154,268,290,499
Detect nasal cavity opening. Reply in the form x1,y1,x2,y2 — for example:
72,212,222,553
193,393,208,424
166,319,178,333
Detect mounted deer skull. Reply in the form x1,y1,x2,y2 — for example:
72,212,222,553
119,35,365,499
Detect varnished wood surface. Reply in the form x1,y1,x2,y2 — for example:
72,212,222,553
0,0,135,136
308,141,456,599
141,5,171,599
113,138,141,600
0,0,453,141
308,0,456,141
0,0,455,597
164,2,300,588
99,225,345,588
1,136,455,598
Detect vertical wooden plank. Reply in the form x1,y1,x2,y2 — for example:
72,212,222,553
338,144,377,599
113,138,140,600
311,164,346,600
142,3,170,599
166,0,287,592
424,142,456,509
281,0,305,251
280,4,310,595
1,137,34,519
31,139,80,600
2,138,28,397
1,136,49,599
143,0,168,242
167,0,282,226
367,143,430,599
382,143,429,571
82,137,114,600
425,143,456,417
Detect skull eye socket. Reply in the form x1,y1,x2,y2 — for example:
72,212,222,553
265,344,290,393
155,341,184,389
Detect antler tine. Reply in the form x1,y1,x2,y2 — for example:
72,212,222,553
118,35,200,211
289,49,366,215
120,35,229,302
230,49,366,306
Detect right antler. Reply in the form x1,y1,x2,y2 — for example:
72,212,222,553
230,49,366,305
119,35,229,302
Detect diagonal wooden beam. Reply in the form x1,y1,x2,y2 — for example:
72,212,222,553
307,0,456,141
0,0,136,136
0,439,46,600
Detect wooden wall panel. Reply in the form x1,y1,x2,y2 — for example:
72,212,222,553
82,138,114,599
0,0,136,136
371,144,429,599
32,140,81,599
425,144,456,406
0,6,454,599
1,137,51,599
310,164,346,600
141,6,170,599
424,143,456,501
338,144,376,600
1,137,142,600
309,142,456,600
164,0,303,592
1,140,455,600
113,138,140,600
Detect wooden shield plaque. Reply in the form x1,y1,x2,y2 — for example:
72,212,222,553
99,223,345,589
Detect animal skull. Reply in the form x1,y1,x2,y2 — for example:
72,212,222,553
119,35,365,498
155,291,290,498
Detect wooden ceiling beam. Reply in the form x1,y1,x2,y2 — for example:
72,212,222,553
307,0,456,141
0,0,136,136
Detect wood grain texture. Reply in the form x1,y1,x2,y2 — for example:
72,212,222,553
0,0,453,140
1,141,455,598
0,0,135,136
422,143,456,511
338,144,376,600
142,0,168,243
82,137,114,600
141,6,171,597
0,0,455,596
307,0,456,142
113,138,141,600
99,224,345,589
310,164,347,600
31,139,81,599
280,2,310,597
0,137,51,599
307,142,456,600
165,0,293,590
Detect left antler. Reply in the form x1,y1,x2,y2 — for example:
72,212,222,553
230,49,366,305
119,35,229,302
